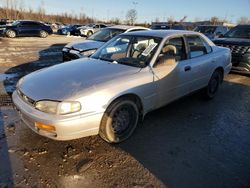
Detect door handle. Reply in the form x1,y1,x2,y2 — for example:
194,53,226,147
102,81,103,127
184,66,191,72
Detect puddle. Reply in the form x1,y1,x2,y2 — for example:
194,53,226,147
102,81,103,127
0,73,18,82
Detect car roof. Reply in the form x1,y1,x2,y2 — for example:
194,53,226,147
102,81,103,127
120,29,199,38
197,25,225,27
17,20,40,23
108,25,148,31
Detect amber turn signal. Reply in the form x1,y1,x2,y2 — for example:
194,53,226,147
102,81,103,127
35,122,56,132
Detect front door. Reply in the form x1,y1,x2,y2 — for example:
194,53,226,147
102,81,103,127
152,36,194,108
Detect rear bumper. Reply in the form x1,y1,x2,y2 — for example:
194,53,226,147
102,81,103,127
12,91,102,141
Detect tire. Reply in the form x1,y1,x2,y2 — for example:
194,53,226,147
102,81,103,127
39,30,48,38
86,31,93,37
203,70,222,99
6,29,16,38
99,98,139,143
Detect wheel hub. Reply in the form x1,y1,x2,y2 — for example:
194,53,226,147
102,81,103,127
112,107,131,134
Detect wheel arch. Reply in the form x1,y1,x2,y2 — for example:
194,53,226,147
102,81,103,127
214,66,224,83
6,28,18,36
106,93,144,119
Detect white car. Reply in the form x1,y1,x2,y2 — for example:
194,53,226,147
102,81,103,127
13,30,232,143
62,25,149,61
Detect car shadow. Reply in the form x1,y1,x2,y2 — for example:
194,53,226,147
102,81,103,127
118,80,250,188
3,43,67,95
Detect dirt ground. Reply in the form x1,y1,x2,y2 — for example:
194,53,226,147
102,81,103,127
0,35,250,188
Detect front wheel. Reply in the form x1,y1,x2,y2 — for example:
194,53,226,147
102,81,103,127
6,29,16,38
40,30,48,38
203,70,222,99
99,99,139,143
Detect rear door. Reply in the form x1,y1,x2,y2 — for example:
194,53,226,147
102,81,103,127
185,35,214,92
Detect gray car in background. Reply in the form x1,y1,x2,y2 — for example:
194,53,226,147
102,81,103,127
62,25,149,61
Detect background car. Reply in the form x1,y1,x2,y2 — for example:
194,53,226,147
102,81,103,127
194,25,229,39
3,20,53,38
213,24,250,74
74,23,108,37
62,25,149,61
150,22,186,30
13,30,231,143
57,24,83,35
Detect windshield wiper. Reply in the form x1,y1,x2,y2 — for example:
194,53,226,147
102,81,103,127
98,56,113,62
118,60,144,68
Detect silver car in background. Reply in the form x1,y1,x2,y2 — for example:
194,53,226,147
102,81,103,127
12,30,231,143
62,25,149,61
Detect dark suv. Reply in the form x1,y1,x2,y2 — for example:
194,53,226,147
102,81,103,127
3,20,53,38
213,25,250,74
194,25,229,40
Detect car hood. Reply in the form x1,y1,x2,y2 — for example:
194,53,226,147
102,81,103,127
213,37,250,46
65,40,104,52
19,58,141,101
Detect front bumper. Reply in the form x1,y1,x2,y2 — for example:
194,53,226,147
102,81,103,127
231,53,250,74
12,91,103,141
62,48,82,61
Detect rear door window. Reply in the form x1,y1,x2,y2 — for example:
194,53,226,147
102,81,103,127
186,35,212,58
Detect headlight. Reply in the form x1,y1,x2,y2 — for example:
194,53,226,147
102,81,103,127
35,101,81,115
80,29,87,34
35,101,59,114
58,101,81,115
80,49,96,57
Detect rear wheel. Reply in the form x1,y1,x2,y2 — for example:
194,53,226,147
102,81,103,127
203,70,223,99
6,30,16,38
99,98,139,143
39,30,48,38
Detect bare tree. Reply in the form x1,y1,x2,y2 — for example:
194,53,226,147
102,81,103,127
210,16,219,25
179,16,187,23
111,17,121,25
237,17,250,24
126,9,137,25
167,16,174,23
154,17,160,22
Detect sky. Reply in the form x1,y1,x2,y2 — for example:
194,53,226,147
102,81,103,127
1,0,250,23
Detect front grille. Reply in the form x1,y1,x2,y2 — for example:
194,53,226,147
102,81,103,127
217,44,249,56
17,89,36,106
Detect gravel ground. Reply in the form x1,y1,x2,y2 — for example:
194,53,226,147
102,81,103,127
0,35,249,188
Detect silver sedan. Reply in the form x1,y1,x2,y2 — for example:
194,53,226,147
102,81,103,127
12,30,232,143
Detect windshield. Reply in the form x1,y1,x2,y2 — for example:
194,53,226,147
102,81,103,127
194,26,216,34
91,35,162,68
224,25,250,39
12,21,20,26
88,28,125,42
